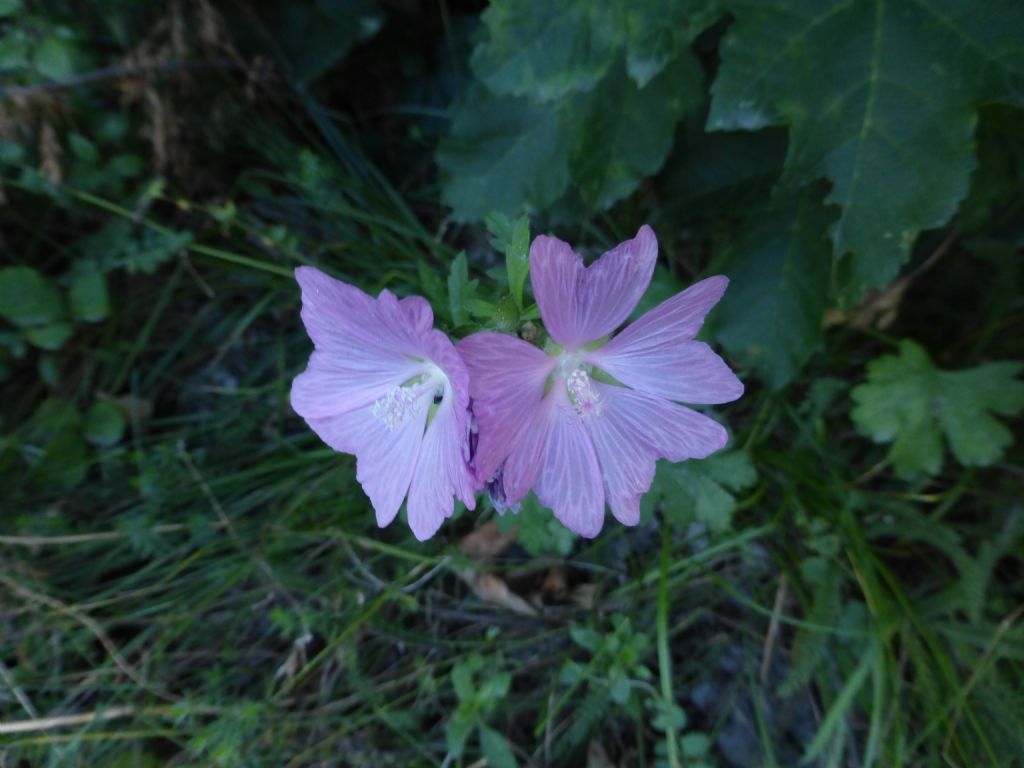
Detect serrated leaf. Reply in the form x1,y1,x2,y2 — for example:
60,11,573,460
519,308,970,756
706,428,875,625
69,271,109,323
715,185,836,388
655,450,757,533
851,340,1024,475
624,0,724,86
83,400,126,447
471,0,620,101
437,87,571,221
0,266,65,328
708,0,1024,300
497,492,577,556
570,55,703,209
480,725,518,768
486,212,530,309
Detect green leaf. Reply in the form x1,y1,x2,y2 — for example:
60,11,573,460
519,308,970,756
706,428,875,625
471,0,621,101
451,660,475,702
24,321,73,351
445,712,474,760
25,398,87,489
0,0,21,17
497,493,576,556
126,229,193,275
479,725,518,768
851,340,1024,475
83,400,126,447
654,450,757,533
447,251,473,326
569,55,703,209
30,429,88,488
0,267,65,328
714,185,836,388
485,212,530,309
68,133,99,164
69,271,109,323
437,87,572,221
32,30,75,80
624,0,723,86
708,0,1024,300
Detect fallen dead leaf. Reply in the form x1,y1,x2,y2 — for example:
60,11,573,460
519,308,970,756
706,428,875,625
458,520,517,562
459,570,538,617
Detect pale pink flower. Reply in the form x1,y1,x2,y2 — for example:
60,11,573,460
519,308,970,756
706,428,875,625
291,267,475,541
458,226,742,537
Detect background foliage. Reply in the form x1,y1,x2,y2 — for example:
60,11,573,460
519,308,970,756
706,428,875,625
1,1,1022,766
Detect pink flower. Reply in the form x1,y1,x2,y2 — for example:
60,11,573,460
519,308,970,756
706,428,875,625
458,226,743,538
290,267,476,541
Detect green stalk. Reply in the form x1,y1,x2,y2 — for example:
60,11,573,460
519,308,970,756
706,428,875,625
658,522,681,768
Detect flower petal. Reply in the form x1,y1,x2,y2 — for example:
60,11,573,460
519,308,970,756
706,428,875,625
406,396,477,541
291,349,422,418
576,224,658,343
457,332,556,485
595,384,728,461
529,227,658,349
295,267,426,357
586,384,729,525
503,390,556,503
308,393,430,528
590,339,743,404
535,394,605,538
529,235,582,348
607,275,730,349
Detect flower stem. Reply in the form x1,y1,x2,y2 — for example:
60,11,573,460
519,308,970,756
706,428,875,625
658,522,681,768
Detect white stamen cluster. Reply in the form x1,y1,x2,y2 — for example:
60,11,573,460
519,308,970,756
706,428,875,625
567,367,601,416
371,385,418,431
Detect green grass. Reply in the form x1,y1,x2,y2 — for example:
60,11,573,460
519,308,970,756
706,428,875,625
2,8,1024,767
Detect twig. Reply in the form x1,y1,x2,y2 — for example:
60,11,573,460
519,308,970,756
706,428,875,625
0,60,247,98
0,523,206,547
942,602,1024,758
0,703,220,735
0,705,137,735
0,573,176,703
0,658,39,719
760,573,789,685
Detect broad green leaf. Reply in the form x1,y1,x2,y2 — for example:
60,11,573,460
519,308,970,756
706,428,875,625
654,450,757,533
24,321,73,351
714,185,836,388
437,87,571,221
471,0,620,101
570,55,703,209
0,266,65,327
662,127,787,215
83,400,126,447
480,725,517,768
708,0,1024,301
69,271,109,323
851,340,1024,475
0,0,21,16
623,0,723,86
